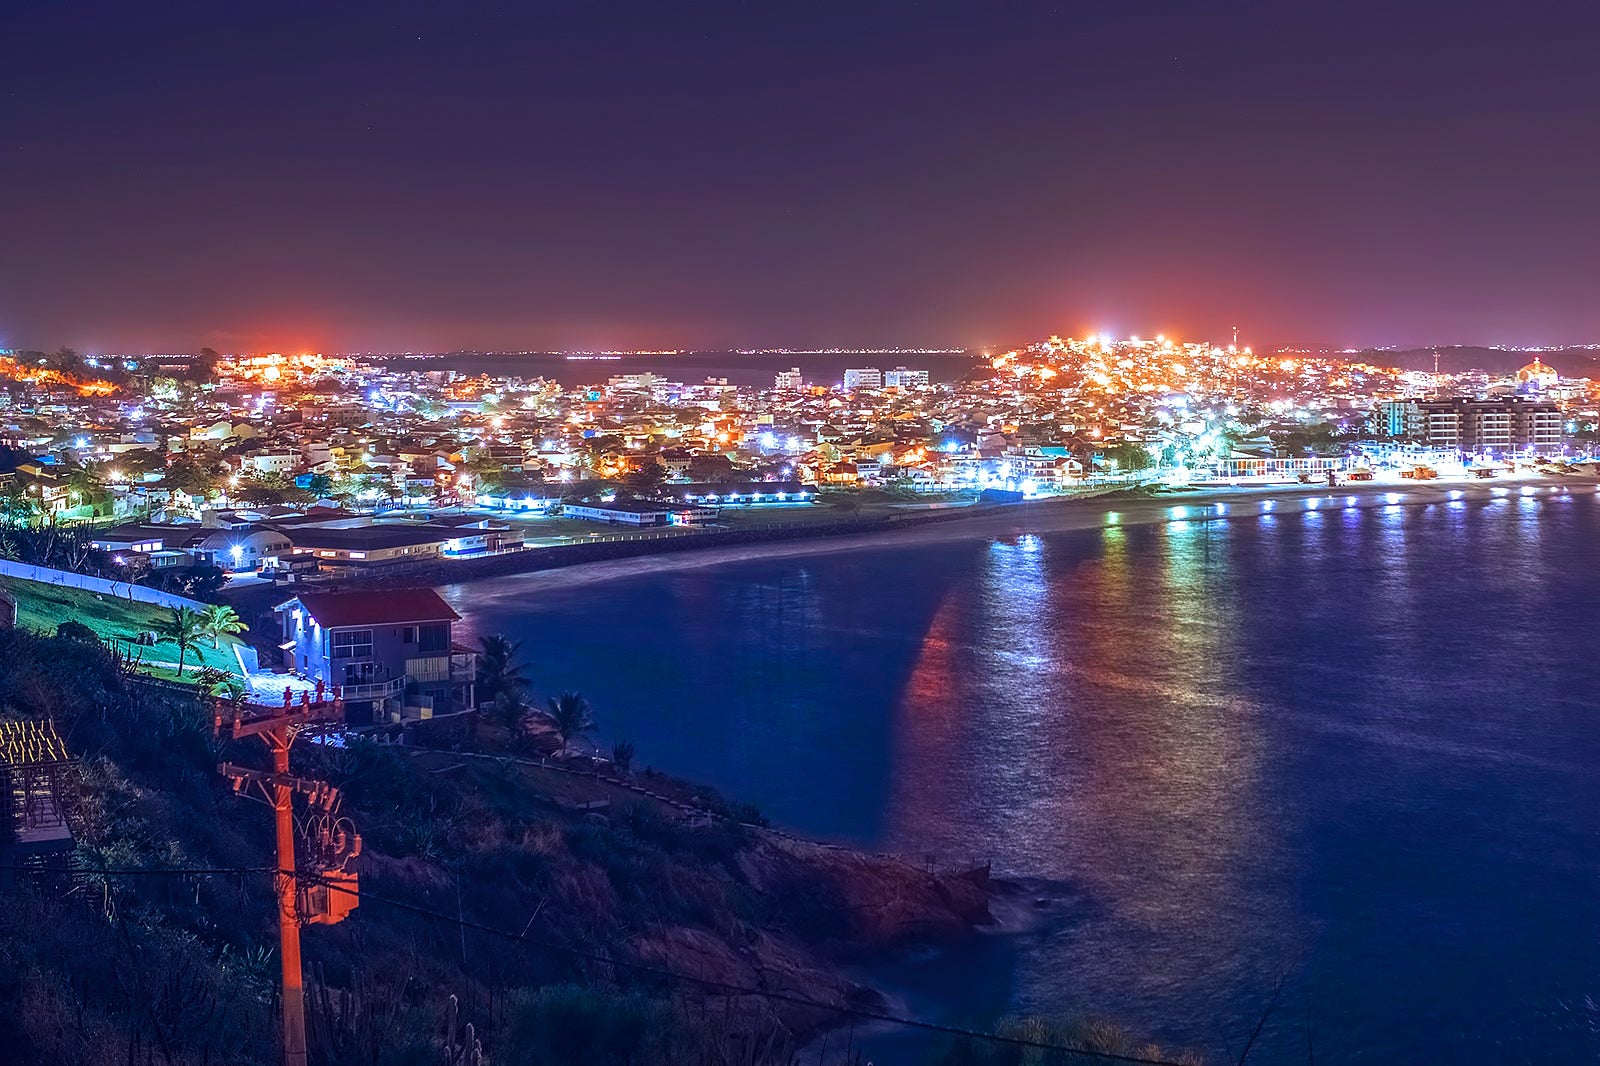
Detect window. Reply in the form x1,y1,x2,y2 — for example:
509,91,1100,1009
401,626,418,643
417,623,449,653
331,629,372,660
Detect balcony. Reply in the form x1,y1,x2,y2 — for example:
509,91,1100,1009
405,652,477,684
339,676,405,701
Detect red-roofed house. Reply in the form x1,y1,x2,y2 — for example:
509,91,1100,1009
274,588,476,723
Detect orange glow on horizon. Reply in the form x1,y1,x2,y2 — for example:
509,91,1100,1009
0,356,117,396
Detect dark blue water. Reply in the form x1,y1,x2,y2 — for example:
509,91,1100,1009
447,492,1600,1062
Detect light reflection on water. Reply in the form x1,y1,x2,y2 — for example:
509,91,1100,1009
452,495,1600,1063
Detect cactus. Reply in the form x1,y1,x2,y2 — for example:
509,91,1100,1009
441,993,485,1066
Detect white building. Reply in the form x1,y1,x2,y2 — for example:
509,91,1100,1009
884,366,929,388
242,452,298,476
563,500,678,526
843,367,882,390
774,367,805,391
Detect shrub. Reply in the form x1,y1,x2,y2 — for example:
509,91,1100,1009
505,983,681,1066
54,619,99,644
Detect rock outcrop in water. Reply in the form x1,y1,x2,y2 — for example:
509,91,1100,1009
739,833,994,948
622,832,994,1039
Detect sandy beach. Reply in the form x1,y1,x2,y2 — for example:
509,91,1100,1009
443,472,1600,602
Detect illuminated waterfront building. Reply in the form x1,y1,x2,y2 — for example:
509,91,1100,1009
1399,397,1564,456
883,366,929,388
842,367,882,390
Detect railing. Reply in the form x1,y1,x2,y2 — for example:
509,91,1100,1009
405,654,476,684
405,655,450,682
404,654,476,684
338,677,405,700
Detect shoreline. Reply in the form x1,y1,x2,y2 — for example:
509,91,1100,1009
219,473,1599,617
433,472,1598,599
214,473,1599,1059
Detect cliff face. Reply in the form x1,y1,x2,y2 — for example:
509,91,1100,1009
0,604,1007,1063
625,926,880,1038
737,833,993,950
344,748,998,1049
620,833,994,1040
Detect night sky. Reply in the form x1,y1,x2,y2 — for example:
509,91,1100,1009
5,1,1600,354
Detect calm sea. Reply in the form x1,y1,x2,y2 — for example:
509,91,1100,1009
446,491,1600,1062
370,349,982,389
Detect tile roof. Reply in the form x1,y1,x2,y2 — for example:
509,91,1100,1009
279,525,457,550
287,588,459,628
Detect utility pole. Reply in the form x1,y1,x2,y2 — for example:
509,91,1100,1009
216,684,360,1066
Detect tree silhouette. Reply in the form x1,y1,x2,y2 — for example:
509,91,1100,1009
199,603,248,648
545,691,594,755
476,634,531,706
158,606,206,675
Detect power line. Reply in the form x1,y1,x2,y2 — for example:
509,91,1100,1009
9,862,1197,1066
1,864,272,876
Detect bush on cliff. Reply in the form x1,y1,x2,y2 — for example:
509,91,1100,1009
0,623,1000,1064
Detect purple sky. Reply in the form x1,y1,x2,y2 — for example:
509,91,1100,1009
4,1,1600,353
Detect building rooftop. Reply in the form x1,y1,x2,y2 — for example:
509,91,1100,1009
284,588,460,628
282,524,457,551
566,498,677,514
659,480,808,496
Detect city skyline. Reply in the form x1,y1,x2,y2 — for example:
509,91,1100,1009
7,1,1600,353
7,6,1600,1065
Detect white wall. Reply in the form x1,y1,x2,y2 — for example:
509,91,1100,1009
0,558,207,611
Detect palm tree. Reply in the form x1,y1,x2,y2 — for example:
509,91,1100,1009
545,691,594,755
0,483,34,528
63,461,106,511
492,688,528,731
158,605,205,676
477,634,531,705
199,603,248,648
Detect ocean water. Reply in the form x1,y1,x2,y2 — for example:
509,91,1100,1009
446,491,1600,1062
371,349,981,389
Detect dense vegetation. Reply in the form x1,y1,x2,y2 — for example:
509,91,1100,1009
0,523,227,600
0,580,244,678
0,626,882,1064
0,617,1199,1065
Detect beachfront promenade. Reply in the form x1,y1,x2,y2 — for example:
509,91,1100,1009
222,471,1598,602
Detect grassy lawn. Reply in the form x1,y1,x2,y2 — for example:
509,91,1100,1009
508,515,640,539
713,503,863,528
504,514,705,545
1,577,247,677
405,748,686,820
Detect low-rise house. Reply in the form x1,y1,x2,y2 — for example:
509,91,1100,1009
274,588,476,724
283,524,455,567
13,460,71,513
656,480,814,506
240,452,298,476
563,499,680,526
89,524,175,555
474,483,561,511
413,513,526,555
189,527,294,572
